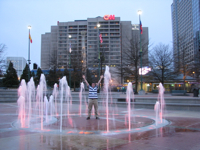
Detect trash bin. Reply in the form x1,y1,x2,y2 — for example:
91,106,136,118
193,88,199,97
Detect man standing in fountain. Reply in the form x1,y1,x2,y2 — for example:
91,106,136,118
82,75,103,120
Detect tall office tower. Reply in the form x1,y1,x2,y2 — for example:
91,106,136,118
41,16,149,83
171,0,200,69
41,21,87,70
41,33,51,69
87,17,121,68
6,57,26,79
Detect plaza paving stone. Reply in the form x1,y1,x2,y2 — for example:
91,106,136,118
0,99,200,150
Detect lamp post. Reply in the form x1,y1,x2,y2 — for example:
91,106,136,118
69,34,72,89
138,10,144,95
28,25,31,81
97,23,101,91
193,71,195,78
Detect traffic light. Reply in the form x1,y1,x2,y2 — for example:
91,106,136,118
33,63,37,69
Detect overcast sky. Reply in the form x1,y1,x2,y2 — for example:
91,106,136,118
0,0,173,69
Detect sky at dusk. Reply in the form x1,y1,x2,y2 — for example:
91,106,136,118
0,0,173,69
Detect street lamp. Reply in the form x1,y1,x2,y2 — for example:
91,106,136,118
137,10,145,95
193,71,195,78
69,34,72,89
97,23,101,91
28,25,31,81
97,23,100,28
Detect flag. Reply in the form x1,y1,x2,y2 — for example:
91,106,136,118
69,42,72,53
99,32,103,43
140,20,143,34
29,33,32,43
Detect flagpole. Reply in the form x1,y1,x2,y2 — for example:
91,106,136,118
138,10,144,95
68,34,72,89
97,23,101,92
139,13,142,91
28,25,31,81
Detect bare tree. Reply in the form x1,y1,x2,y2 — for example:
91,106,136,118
49,49,59,70
191,54,200,82
88,45,106,84
115,34,149,94
71,49,83,90
47,49,60,86
0,44,7,73
149,43,175,85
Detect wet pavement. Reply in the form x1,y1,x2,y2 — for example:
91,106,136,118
0,103,200,150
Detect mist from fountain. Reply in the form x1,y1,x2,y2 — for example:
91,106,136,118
16,72,169,134
104,65,111,132
44,96,49,123
27,77,35,127
38,74,47,130
79,82,85,116
154,101,160,126
52,83,58,116
59,76,68,132
157,83,165,123
17,79,27,128
126,82,134,131
49,95,54,121
17,74,72,132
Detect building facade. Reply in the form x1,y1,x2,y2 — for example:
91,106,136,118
171,0,200,67
41,16,149,83
6,57,26,79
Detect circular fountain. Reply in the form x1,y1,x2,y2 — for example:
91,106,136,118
14,66,169,135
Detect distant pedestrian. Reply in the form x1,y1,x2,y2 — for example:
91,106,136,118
82,75,103,120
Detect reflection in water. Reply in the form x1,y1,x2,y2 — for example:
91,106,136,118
14,124,199,150
60,134,62,150
19,131,25,150
32,133,127,149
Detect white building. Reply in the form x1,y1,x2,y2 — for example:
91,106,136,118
6,57,27,79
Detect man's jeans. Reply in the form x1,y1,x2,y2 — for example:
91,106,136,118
88,99,98,117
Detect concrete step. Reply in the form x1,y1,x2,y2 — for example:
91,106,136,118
0,89,200,111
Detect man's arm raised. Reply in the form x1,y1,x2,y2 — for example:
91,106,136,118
82,75,89,87
96,75,103,87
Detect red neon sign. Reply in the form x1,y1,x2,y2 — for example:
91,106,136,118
103,15,115,20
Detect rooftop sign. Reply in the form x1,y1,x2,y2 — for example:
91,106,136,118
103,15,115,20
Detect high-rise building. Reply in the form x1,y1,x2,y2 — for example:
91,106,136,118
171,0,200,66
6,57,26,79
41,16,149,83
